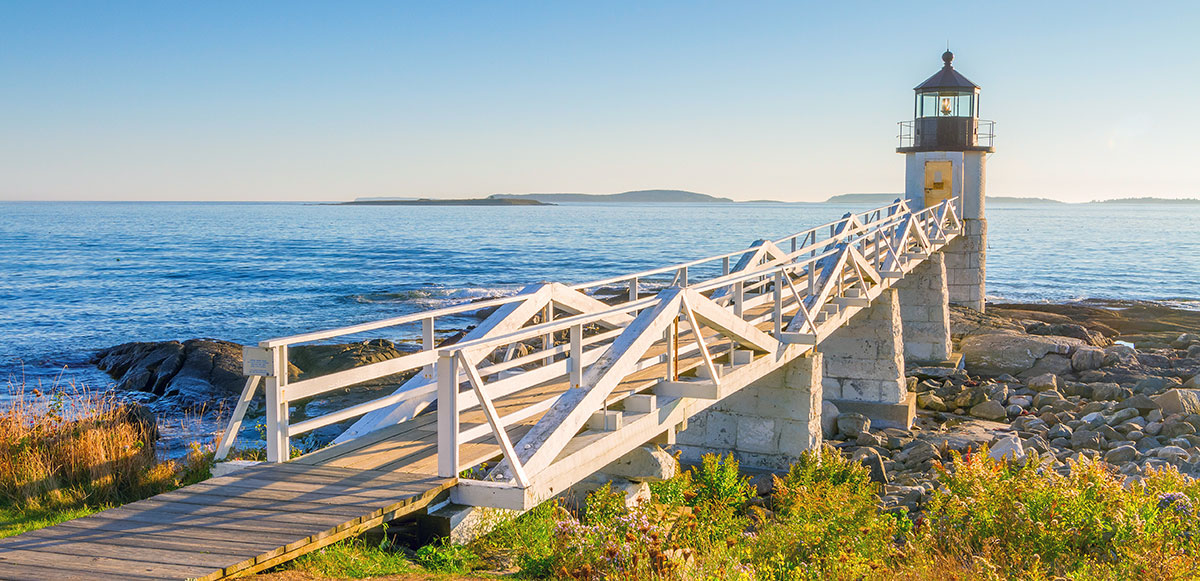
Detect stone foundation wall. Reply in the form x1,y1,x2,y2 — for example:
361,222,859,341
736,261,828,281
821,288,905,404
944,218,987,312
896,252,952,363
676,353,823,471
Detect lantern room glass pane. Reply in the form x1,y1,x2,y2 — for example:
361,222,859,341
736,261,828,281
917,91,974,118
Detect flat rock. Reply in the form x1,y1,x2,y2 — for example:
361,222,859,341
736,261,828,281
961,332,1084,377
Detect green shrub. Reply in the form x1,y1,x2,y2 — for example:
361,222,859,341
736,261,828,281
691,453,753,509
413,537,477,573
750,447,902,580
920,449,1200,578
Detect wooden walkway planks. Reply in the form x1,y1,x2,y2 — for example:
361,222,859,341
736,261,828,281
0,464,453,581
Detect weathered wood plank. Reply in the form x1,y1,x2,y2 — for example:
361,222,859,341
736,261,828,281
0,548,215,580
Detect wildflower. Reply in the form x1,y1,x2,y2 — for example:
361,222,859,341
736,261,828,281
1158,492,1194,516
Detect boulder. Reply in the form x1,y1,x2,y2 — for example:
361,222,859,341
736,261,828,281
601,446,677,482
1157,389,1200,416
1071,347,1106,372
1026,321,1109,347
916,392,948,412
1162,421,1197,439
1105,445,1138,464
970,400,1008,421
92,339,245,409
1173,333,1200,349
1048,423,1073,440
836,413,870,438
851,448,889,483
1115,394,1160,415
989,434,1026,462
1090,383,1122,401
1070,430,1102,450
1133,376,1181,395
821,401,840,439
1027,373,1059,392
960,332,1084,377
1103,345,1138,367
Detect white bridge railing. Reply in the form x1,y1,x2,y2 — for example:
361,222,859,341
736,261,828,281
216,198,962,505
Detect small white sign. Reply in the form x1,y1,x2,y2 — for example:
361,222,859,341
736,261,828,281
243,346,275,376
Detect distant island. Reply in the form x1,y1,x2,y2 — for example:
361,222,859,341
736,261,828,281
489,190,734,204
341,198,550,206
1088,197,1200,205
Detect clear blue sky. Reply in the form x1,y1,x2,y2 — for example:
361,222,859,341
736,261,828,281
2,1,1197,202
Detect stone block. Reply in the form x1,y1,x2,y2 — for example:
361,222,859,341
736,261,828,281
735,417,777,454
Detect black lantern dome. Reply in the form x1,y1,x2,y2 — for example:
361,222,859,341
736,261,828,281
898,51,994,152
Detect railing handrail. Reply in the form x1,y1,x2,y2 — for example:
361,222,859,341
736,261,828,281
217,197,962,464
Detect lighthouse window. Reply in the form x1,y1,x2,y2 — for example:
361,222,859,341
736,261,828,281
918,92,974,118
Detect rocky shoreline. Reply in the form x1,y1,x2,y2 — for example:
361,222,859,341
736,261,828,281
824,301,1200,517
87,299,1200,499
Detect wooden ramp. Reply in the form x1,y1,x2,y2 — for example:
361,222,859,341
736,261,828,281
0,464,453,581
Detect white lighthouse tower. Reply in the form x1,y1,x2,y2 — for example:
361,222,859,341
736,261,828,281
898,50,993,312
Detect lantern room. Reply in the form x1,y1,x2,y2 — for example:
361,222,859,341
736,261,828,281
898,51,993,152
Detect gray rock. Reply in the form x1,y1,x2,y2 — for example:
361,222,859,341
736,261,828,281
916,392,947,412
1162,421,1197,439
1116,394,1160,415
961,332,1084,377
1071,430,1102,450
1155,446,1190,462
1027,373,1059,392
602,446,678,482
1189,345,1200,359
821,401,840,439
1104,445,1138,464
837,412,871,438
970,400,1008,421
1008,395,1033,408
1048,423,1074,440
896,440,941,467
1145,421,1163,436
989,434,1026,462
851,448,889,483
856,430,884,448
1187,375,1200,389
1020,354,1074,381
1032,390,1065,409
1154,389,1200,416
1103,345,1138,367
1173,333,1200,349
1108,407,1141,425
1134,376,1181,395
1006,404,1024,418
1090,383,1122,401
1071,347,1106,372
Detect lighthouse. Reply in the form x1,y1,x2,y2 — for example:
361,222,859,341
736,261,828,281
898,50,993,312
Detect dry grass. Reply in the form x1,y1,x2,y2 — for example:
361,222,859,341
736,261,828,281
0,378,211,512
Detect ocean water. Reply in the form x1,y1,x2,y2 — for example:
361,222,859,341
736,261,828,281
1,200,1198,391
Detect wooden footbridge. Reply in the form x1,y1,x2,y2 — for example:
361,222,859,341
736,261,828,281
0,198,962,580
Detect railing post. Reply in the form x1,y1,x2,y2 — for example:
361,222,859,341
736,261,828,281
665,318,677,381
678,266,688,287
569,324,583,389
265,345,289,462
629,277,638,302
722,257,730,276
773,271,783,336
733,280,744,318
437,353,460,478
421,317,435,380
542,304,554,366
